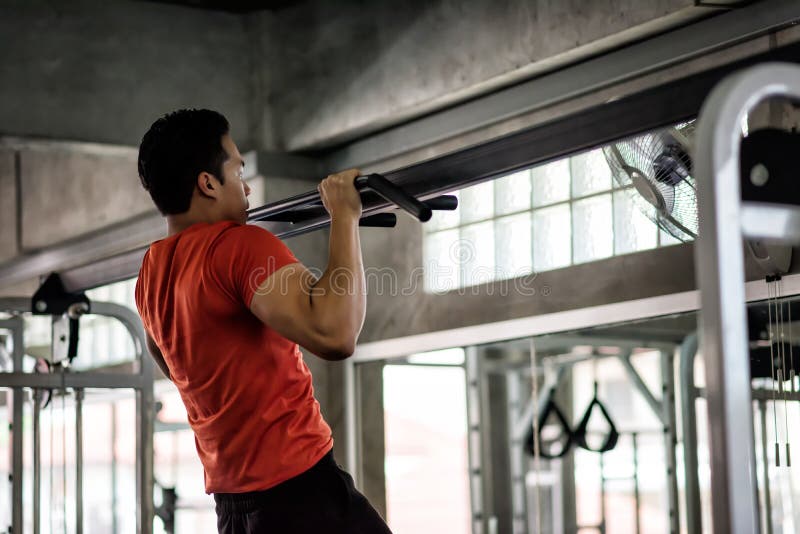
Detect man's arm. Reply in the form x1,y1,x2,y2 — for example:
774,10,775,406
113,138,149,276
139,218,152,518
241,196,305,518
249,169,366,361
145,332,172,380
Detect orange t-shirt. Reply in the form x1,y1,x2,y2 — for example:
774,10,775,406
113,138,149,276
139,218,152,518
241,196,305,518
135,220,333,494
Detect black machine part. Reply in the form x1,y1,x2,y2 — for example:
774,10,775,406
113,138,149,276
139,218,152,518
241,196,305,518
572,382,620,453
31,272,90,365
740,128,800,207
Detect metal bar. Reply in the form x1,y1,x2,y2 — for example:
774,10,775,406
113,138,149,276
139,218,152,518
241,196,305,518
0,372,143,389
136,333,155,534
533,335,676,354
111,402,118,534
758,399,774,534
10,317,23,534
600,451,606,534
506,370,528,534
33,388,41,534
325,0,800,169
679,332,702,534
617,352,666,425
75,388,84,534
632,432,641,534
693,62,800,534
465,345,484,534
355,174,432,222
695,386,800,403
661,349,680,534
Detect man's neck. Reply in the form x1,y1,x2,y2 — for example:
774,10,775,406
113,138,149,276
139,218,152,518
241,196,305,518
166,212,217,237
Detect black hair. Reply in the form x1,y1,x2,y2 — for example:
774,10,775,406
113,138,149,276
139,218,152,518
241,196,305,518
137,109,230,215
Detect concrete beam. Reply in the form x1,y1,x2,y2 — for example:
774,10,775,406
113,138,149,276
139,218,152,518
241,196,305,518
17,142,152,249
271,0,719,151
0,1,253,148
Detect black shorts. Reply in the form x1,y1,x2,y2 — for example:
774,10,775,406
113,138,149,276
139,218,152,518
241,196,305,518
214,450,393,534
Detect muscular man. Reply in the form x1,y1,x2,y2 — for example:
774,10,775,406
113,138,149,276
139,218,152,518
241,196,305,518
135,109,392,533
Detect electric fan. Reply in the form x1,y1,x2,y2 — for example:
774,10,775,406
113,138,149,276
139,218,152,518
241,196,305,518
602,121,698,241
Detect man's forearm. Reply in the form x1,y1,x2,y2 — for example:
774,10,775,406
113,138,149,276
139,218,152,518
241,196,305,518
309,214,366,352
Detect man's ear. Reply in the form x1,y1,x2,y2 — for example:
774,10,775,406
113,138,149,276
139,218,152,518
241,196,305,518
197,171,220,199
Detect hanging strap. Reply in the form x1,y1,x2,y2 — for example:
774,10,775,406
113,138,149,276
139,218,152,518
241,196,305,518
574,383,620,453
525,394,574,459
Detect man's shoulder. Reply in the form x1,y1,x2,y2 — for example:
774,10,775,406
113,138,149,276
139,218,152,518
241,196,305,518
211,222,284,251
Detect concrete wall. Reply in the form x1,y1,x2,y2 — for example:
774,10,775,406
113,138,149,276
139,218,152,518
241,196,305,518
0,1,253,148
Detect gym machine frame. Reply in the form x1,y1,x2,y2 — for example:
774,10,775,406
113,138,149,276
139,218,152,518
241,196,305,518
0,298,155,534
693,62,800,534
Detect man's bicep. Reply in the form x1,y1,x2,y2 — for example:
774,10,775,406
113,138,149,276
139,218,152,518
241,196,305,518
248,262,331,354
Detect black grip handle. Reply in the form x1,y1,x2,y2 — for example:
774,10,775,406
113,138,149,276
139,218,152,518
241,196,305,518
424,195,458,211
360,213,397,228
355,174,432,222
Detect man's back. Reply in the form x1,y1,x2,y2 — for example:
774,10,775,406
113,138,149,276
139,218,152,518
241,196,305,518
135,220,333,493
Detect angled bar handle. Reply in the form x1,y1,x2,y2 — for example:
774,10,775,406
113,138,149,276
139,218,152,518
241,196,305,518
355,174,432,222
360,213,397,228
424,195,458,211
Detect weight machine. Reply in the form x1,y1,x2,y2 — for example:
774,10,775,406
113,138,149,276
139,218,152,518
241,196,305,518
694,62,800,534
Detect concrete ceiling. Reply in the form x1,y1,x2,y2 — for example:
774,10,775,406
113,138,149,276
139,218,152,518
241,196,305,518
140,0,303,12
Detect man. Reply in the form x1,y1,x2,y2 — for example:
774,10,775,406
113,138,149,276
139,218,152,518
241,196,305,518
135,109,392,533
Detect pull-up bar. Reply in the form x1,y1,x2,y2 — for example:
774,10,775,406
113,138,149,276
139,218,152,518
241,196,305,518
248,173,458,238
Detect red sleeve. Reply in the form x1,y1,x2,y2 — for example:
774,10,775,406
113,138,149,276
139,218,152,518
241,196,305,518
209,224,299,306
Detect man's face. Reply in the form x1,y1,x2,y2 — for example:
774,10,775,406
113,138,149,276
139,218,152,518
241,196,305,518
217,134,251,224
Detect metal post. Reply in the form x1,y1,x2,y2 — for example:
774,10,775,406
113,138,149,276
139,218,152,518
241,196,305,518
632,432,641,534
136,345,155,534
660,350,680,534
599,451,606,534
679,333,702,534
33,388,42,534
75,388,84,534
694,62,800,533
505,370,527,534
10,317,24,534
465,345,484,534
758,399,774,534
111,402,118,534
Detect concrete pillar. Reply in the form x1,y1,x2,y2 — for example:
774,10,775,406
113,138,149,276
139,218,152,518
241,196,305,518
0,149,18,263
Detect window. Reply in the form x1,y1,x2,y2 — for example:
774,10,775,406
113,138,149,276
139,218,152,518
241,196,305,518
383,349,470,533
423,144,693,292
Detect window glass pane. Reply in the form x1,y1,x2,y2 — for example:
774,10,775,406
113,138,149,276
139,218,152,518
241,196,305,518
533,204,571,272
532,159,570,207
573,194,613,264
494,170,531,216
613,190,657,255
427,190,461,231
660,228,683,247
460,221,496,286
460,181,494,224
383,365,470,534
571,149,612,198
495,213,532,280
424,229,460,293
